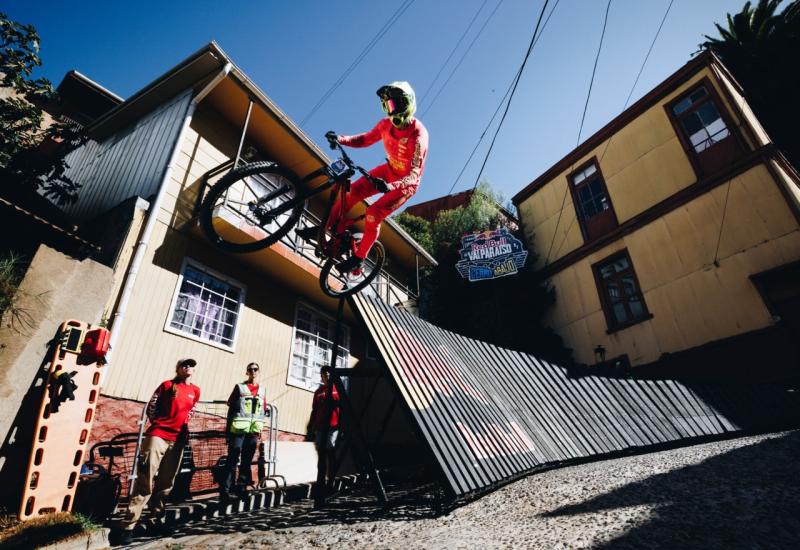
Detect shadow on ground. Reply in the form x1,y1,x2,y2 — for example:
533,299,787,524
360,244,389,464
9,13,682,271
543,431,800,549
125,481,442,546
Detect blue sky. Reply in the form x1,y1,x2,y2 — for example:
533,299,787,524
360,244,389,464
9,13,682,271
7,0,744,208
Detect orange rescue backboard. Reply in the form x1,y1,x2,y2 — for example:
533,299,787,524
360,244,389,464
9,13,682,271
18,320,107,519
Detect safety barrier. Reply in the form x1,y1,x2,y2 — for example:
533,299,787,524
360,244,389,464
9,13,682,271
18,320,107,519
128,399,279,497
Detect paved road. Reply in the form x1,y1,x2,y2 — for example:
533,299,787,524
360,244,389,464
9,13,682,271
140,431,800,549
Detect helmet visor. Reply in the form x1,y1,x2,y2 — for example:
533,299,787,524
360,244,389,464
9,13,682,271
381,94,409,116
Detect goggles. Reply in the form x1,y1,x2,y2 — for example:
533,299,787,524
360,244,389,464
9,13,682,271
381,94,409,116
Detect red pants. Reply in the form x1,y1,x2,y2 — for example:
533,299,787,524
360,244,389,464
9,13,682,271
327,163,418,259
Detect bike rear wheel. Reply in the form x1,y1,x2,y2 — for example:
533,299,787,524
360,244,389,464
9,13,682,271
199,161,304,253
320,237,385,298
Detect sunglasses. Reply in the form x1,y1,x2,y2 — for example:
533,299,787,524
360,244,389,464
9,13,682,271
247,367,259,372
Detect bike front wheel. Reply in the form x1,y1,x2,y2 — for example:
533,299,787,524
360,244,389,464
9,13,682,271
199,161,304,253
320,238,385,298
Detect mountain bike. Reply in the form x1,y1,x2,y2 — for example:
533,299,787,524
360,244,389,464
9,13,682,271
199,134,385,298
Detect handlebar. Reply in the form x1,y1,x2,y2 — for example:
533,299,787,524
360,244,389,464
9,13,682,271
329,138,381,187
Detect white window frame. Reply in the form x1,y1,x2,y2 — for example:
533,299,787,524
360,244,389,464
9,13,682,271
287,301,350,392
164,257,246,352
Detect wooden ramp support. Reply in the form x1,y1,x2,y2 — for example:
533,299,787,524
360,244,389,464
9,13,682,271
18,320,107,519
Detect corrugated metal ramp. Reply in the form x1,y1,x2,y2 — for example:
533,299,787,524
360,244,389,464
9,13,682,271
351,294,797,498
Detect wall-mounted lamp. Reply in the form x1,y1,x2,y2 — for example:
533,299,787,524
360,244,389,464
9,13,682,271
594,345,606,365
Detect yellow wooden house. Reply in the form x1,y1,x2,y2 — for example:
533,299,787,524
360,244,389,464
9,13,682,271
59,42,436,443
512,51,800,377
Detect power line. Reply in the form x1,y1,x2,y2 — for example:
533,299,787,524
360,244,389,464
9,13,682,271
461,0,552,199
419,0,489,106
420,0,506,119
711,59,751,267
549,0,674,261
300,1,415,126
598,0,674,164
711,174,734,266
543,0,612,267
444,0,561,197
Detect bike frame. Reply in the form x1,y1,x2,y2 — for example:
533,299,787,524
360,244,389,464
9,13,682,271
258,143,370,251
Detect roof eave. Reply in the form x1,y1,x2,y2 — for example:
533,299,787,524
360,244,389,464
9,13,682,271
512,51,714,205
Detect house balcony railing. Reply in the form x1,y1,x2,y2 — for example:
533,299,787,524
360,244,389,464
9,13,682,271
193,160,418,309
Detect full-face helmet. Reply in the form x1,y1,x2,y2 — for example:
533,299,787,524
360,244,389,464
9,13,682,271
376,81,416,128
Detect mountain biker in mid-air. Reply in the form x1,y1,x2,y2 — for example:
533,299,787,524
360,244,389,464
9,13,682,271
299,81,429,275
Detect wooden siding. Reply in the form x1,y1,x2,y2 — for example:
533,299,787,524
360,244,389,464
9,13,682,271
545,163,800,365
62,91,192,221
102,110,374,435
103,220,368,434
517,67,754,269
159,106,414,287
96,94,421,435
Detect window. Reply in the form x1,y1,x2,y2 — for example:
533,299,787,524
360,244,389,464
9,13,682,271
288,303,350,391
672,86,730,153
569,160,618,242
667,81,744,177
593,250,651,332
165,259,245,350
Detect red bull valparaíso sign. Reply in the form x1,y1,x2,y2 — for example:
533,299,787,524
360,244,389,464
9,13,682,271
455,228,528,282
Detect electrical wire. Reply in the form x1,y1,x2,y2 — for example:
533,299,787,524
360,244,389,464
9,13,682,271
420,0,506,119
459,0,552,203
419,0,490,106
711,173,734,266
543,0,613,267
444,0,560,197
598,0,674,164
711,68,752,267
549,0,674,261
300,1,415,126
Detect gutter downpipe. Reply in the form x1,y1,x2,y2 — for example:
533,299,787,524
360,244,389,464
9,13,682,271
102,63,232,385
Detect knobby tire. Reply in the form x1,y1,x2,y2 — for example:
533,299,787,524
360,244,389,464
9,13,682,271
319,240,385,298
199,161,304,253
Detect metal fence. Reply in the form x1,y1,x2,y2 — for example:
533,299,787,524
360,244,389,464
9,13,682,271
86,400,280,500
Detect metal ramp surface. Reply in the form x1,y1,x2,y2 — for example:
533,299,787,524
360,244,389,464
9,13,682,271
351,295,796,498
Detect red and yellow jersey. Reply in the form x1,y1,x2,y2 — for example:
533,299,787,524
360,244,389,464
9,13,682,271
338,118,429,190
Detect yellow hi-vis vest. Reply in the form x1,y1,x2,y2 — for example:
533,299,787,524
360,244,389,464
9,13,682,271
230,383,267,434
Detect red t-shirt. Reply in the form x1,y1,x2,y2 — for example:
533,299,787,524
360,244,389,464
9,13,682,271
310,383,340,430
338,118,428,191
145,379,201,442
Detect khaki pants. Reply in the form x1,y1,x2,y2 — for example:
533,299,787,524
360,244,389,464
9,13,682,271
122,436,184,530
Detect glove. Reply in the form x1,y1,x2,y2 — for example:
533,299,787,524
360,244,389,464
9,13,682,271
373,177,390,193
49,370,78,412
325,131,339,149
61,371,78,401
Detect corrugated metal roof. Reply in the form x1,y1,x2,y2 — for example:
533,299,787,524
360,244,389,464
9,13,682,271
351,294,796,497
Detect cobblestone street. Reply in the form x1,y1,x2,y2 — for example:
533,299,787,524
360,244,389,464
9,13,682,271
135,430,800,549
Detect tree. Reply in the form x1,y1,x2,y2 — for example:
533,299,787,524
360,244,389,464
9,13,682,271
701,0,800,165
400,181,572,364
393,211,434,255
429,181,503,256
0,12,86,205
